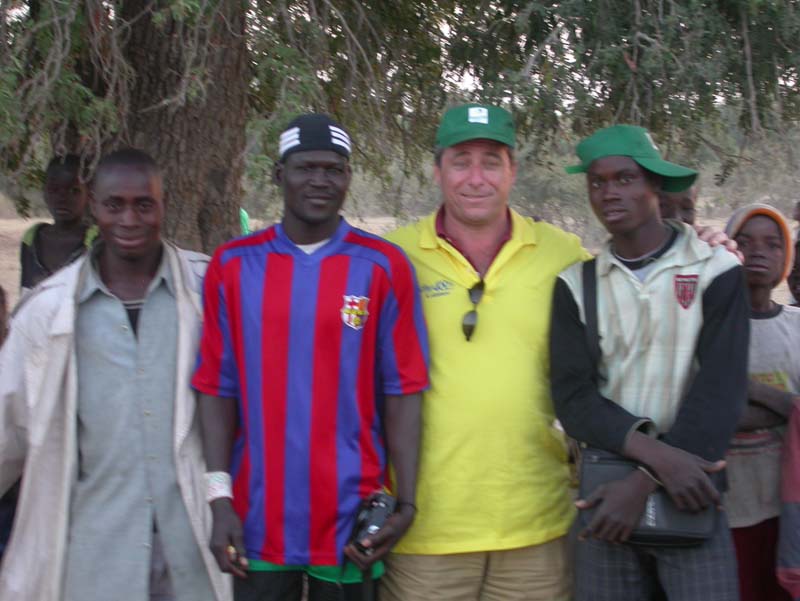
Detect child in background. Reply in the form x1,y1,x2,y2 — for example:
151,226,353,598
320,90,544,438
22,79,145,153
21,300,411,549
20,154,96,293
5,155,96,561
658,185,697,225
725,204,799,601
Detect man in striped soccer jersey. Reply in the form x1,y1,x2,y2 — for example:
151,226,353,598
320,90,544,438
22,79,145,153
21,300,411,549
192,114,430,601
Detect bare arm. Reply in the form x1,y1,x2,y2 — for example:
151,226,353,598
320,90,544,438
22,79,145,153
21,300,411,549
747,379,795,419
736,380,796,430
344,392,422,569
198,393,238,472
738,404,787,431
198,393,248,577
385,393,422,507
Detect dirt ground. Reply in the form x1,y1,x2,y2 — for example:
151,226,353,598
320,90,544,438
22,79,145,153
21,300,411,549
0,215,792,312
0,219,31,309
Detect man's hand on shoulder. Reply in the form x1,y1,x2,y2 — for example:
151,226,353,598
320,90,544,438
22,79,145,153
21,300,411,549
342,503,416,570
693,224,743,262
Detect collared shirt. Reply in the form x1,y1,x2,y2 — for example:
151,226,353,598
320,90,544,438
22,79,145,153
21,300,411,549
386,209,589,555
64,246,214,601
434,207,512,270
726,305,800,528
551,222,749,461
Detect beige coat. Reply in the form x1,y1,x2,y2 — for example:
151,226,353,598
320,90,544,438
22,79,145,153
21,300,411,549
0,242,231,601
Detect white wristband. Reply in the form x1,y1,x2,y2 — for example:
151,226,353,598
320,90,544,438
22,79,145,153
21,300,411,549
206,471,233,503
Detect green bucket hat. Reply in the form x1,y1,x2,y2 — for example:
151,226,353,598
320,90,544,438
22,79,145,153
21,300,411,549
436,104,516,149
566,125,697,193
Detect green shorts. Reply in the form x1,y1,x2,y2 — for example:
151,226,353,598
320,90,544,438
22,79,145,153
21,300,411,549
248,559,384,584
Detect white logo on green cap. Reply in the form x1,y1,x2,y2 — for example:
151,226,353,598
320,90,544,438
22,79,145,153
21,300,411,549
468,107,489,124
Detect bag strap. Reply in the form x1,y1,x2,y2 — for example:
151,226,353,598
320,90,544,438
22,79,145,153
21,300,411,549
581,258,601,367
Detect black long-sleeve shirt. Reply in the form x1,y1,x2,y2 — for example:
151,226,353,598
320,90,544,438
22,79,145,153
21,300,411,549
550,264,749,461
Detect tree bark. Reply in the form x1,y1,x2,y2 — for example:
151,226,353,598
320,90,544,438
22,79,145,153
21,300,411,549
740,5,762,133
121,0,248,253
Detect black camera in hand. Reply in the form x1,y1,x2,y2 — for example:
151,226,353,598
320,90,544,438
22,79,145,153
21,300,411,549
350,492,396,555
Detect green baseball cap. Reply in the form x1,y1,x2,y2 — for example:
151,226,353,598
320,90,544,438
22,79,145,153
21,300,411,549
436,103,516,149
566,125,697,193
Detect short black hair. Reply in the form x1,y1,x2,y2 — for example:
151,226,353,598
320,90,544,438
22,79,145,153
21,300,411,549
93,148,161,188
45,154,87,181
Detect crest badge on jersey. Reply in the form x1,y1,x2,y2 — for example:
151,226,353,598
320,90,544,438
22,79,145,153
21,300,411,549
674,274,699,309
342,295,370,330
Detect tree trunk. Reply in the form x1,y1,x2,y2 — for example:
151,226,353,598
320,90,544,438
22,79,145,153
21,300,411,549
121,0,248,253
740,5,762,134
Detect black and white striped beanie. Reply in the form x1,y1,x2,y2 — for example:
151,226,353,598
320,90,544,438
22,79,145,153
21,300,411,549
278,114,351,162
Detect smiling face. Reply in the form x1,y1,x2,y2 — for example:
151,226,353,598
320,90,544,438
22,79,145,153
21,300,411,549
586,156,662,237
735,215,786,289
275,149,351,243
90,164,164,262
434,139,516,228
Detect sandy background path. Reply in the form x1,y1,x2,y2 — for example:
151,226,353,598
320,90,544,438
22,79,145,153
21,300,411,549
0,219,30,309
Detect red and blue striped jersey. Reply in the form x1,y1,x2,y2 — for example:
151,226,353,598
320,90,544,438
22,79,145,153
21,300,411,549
192,219,429,566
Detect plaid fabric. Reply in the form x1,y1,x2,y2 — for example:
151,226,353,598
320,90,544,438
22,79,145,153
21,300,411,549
572,514,739,600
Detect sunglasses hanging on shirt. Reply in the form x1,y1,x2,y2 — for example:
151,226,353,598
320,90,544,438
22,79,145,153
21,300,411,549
461,279,485,342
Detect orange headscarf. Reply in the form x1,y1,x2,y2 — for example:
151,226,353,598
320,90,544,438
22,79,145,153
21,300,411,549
725,203,794,283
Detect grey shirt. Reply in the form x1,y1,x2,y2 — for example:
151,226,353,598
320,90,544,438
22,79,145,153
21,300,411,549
725,305,800,528
63,249,214,601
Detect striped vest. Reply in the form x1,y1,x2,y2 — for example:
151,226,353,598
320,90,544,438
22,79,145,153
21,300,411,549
558,222,740,431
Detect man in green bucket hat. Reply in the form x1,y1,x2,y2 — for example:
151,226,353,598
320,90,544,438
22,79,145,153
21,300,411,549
550,124,750,600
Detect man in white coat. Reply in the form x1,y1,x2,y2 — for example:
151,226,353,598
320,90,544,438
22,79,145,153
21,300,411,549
0,148,230,601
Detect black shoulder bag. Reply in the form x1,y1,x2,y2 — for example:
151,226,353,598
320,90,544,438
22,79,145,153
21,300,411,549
577,259,716,546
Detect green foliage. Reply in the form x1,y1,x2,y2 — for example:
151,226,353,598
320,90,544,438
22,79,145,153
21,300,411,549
2,0,800,221
445,0,800,143
246,0,455,174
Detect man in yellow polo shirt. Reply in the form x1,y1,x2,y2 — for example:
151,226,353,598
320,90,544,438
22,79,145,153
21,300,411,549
381,104,589,601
